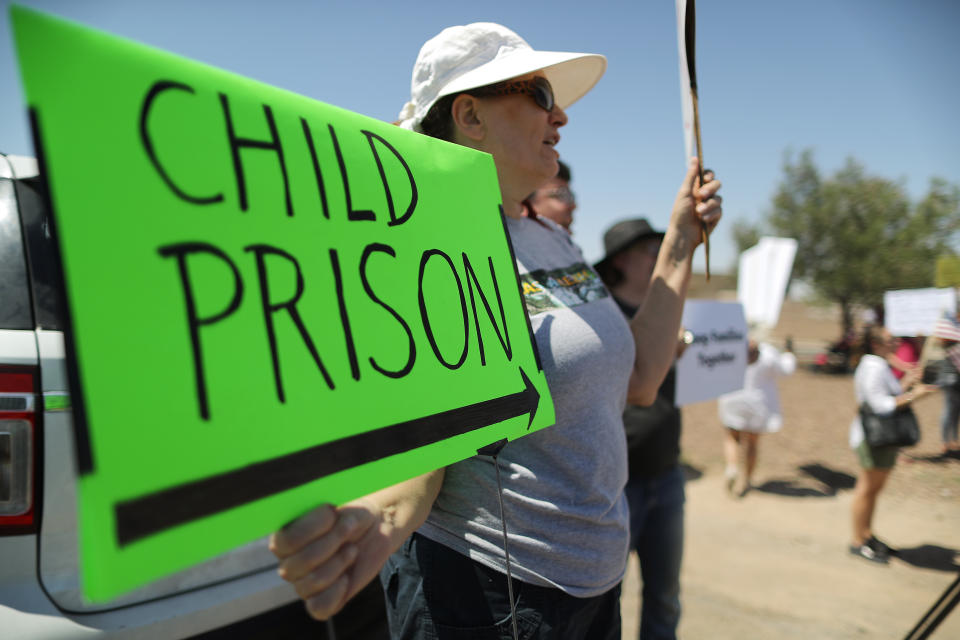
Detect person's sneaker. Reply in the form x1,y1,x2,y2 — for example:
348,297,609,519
868,536,898,557
849,539,890,564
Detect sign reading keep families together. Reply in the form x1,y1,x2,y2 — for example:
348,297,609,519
675,301,748,406
11,6,553,600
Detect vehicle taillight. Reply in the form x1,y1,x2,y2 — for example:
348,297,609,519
0,367,37,534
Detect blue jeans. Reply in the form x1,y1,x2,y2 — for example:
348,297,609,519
942,386,960,444
623,465,685,640
379,533,621,639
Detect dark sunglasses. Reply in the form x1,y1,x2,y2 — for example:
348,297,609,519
469,76,556,112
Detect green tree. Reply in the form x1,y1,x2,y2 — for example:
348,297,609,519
764,150,960,334
728,220,762,287
730,219,761,257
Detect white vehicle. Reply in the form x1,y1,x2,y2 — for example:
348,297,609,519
0,152,321,638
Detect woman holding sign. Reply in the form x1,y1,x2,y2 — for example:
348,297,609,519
270,22,722,638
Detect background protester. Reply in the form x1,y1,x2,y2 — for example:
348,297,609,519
528,159,576,231
932,311,960,456
848,326,936,563
269,22,722,639
887,335,921,382
717,334,796,496
596,216,693,640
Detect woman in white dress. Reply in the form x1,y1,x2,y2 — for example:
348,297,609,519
717,337,796,495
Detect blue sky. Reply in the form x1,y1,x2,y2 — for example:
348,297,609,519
2,0,958,274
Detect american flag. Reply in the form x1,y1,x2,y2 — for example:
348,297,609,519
933,311,960,370
947,343,960,371
931,311,960,342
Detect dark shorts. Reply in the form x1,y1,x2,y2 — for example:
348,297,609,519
856,439,899,470
379,533,621,640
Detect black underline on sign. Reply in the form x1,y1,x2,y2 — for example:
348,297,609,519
114,368,540,547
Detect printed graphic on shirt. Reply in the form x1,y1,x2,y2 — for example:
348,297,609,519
520,262,609,316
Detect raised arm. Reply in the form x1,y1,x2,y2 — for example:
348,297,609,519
761,342,797,376
269,468,445,620
626,159,722,405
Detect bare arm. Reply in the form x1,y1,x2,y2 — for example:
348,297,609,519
895,383,938,409
626,159,722,405
269,468,445,620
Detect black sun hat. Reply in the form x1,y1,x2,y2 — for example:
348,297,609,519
593,218,665,273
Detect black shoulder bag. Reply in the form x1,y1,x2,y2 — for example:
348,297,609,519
859,403,920,448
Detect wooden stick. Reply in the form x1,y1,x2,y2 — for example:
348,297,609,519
690,86,710,280
684,0,709,281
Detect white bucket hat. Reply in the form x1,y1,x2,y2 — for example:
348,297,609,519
397,22,607,133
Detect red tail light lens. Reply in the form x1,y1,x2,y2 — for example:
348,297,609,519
0,368,37,533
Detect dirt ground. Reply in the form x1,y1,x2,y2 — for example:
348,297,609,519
619,299,960,639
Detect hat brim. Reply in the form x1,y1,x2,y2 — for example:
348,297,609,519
593,230,666,273
438,49,607,111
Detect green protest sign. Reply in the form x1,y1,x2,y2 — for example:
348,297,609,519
10,6,553,601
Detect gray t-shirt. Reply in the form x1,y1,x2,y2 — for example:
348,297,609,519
418,216,634,598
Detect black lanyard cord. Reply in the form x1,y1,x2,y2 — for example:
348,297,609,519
478,438,520,640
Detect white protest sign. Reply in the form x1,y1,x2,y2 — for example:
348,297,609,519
737,236,797,329
884,288,958,337
675,300,748,406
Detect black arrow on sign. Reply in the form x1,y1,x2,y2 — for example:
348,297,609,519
114,367,541,547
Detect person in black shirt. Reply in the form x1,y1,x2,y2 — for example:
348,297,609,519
596,216,692,640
